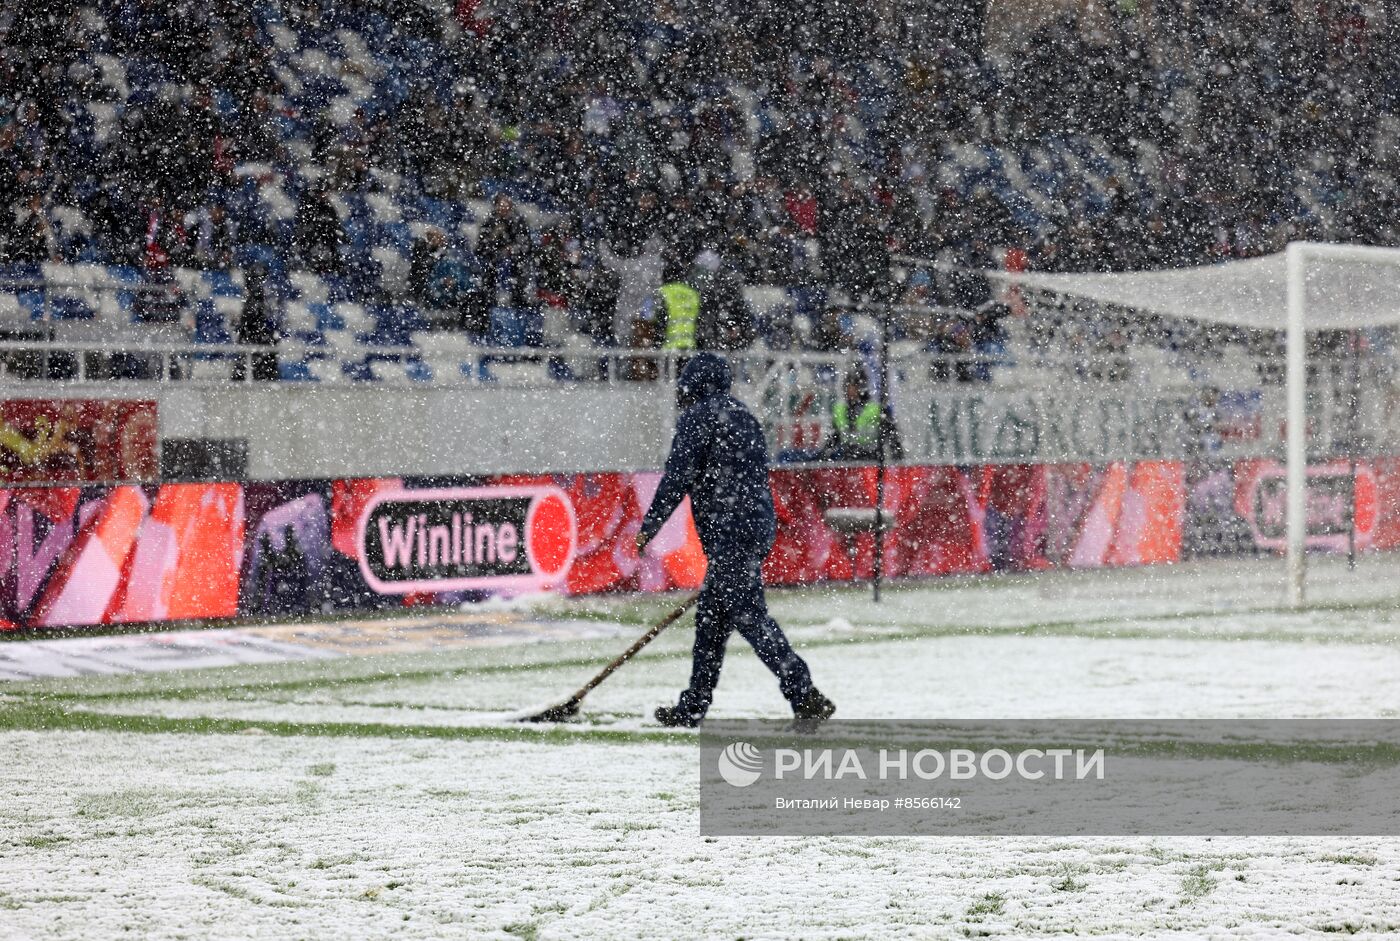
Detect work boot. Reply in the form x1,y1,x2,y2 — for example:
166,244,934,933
790,688,836,734
654,704,704,728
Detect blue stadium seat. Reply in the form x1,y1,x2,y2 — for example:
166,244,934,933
278,360,315,381
325,276,356,303
195,300,230,344
17,291,45,321
309,302,340,331
344,359,377,382
376,222,412,253
205,271,243,298
418,197,463,231
51,296,95,320
344,217,373,252
0,263,42,286
487,307,543,348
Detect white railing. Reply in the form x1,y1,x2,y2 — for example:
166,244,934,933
0,338,1013,387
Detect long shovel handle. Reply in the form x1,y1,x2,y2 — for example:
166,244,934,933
566,592,700,703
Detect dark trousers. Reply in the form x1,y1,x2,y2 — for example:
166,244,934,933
677,551,813,717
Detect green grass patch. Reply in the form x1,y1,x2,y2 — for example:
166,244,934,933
0,700,695,746
4,700,1398,769
21,834,70,849
1051,867,1087,892
1320,853,1378,866
965,892,1006,919
1180,864,1218,901
13,611,1393,712
74,789,160,819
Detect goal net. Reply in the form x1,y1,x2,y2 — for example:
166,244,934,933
991,241,1400,605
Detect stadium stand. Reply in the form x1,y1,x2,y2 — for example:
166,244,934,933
1,1,1397,382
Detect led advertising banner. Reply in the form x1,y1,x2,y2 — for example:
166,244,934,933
356,486,577,593
0,399,157,483
1,460,1396,630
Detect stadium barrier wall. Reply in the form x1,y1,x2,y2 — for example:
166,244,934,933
2,457,1396,630
0,376,1316,487
1,384,673,480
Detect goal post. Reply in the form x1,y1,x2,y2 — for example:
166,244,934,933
1286,242,1306,606
984,240,1400,608
1285,241,1400,605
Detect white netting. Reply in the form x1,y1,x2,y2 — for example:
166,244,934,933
988,242,1400,331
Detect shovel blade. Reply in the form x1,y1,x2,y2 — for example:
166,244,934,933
520,699,581,723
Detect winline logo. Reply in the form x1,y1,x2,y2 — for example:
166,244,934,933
356,486,577,594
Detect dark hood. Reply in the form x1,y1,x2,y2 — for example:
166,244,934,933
676,353,732,409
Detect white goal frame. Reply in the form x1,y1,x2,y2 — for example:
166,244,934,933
985,240,1400,608
1285,242,1400,605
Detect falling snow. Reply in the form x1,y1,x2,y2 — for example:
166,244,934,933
6,1,1400,938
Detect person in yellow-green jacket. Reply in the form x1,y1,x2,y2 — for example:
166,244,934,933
823,366,904,462
658,279,700,351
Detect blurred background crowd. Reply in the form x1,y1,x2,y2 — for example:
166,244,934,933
1,0,1396,364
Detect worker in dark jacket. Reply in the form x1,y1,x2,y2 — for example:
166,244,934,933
636,353,835,730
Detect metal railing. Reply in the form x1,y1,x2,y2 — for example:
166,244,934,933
0,337,1018,385
0,276,183,320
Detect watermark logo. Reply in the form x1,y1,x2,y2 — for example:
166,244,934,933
717,741,763,788
702,720,1400,836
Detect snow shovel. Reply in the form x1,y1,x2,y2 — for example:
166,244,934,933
520,592,700,723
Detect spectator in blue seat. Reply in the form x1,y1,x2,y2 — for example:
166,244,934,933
185,202,236,271
969,301,1010,383
808,306,852,354
1,193,57,264
135,196,184,323
927,313,972,384
569,254,619,349
294,183,344,275
233,265,278,382
691,250,754,352
410,227,483,334
476,194,533,310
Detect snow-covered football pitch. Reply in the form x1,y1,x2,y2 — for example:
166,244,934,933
4,556,1400,939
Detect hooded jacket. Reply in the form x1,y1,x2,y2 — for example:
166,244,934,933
639,353,776,559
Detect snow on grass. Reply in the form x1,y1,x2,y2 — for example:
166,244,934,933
2,730,1399,939
539,554,1400,633
6,563,1400,937
48,630,1400,731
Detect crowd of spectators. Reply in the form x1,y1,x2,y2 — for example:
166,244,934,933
2,0,1398,365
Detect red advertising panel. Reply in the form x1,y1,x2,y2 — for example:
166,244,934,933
0,399,157,483
0,458,1397,630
